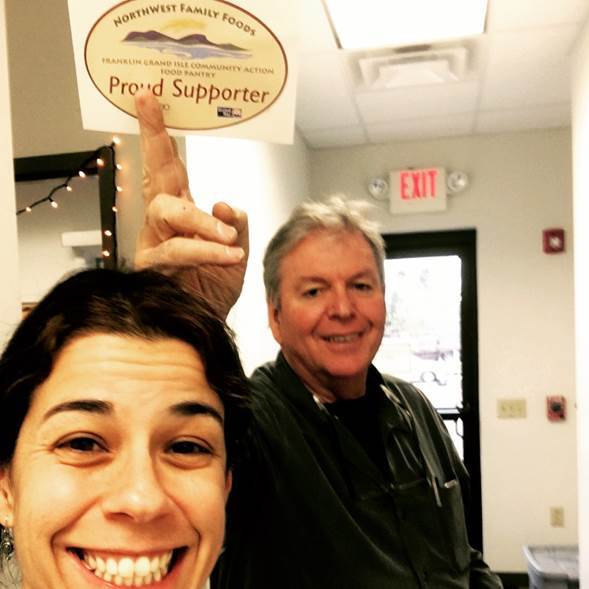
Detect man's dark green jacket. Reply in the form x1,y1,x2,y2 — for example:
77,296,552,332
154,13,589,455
213,353,503,589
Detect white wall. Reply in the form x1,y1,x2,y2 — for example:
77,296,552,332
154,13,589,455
0,0,20,349
310,129,577,572
571,22,589,588
186,133,311,375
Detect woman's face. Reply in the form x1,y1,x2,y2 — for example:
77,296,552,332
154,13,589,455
0,333,231,589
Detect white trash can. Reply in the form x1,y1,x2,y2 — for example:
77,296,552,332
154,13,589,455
523,545,578,589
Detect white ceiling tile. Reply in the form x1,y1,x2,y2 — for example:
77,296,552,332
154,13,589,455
298,0,337,52
475,104,571,133
292,0,580,147
355,82,480,124
481,63,571,109
480,27,576,109
366,113,475,143
296,53,360,129
301,126,367,148
487,0,589,32
485,26,581,67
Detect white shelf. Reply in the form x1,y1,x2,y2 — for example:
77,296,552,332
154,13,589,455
61,230,101,247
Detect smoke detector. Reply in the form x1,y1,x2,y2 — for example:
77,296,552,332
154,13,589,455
358,46,468,90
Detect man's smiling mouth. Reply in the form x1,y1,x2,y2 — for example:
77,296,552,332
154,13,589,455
71,548,182,586
322,333,362,343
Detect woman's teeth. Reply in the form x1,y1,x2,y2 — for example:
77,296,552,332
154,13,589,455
82,551,173,586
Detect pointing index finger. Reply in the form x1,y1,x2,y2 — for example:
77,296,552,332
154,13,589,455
135,90,189,203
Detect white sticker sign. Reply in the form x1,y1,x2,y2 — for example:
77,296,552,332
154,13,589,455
67,0,298,143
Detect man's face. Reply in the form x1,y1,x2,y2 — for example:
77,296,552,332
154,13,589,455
268,229,386,400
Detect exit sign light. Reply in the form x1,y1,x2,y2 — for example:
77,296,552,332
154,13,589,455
390,167,447,215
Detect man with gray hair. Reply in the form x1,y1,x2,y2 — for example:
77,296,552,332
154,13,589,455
135,92,502,589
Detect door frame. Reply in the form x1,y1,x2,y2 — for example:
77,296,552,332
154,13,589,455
381,229,483,551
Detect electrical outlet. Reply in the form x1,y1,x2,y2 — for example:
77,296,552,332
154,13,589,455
497,398,527,418
550,507,564,527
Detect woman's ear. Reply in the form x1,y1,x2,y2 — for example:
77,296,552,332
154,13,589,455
224,470,233,502
0,467,14,527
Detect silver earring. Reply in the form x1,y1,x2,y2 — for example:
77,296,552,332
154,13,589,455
0,524,14,557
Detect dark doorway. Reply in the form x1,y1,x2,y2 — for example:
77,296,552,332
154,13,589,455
376,229,482,550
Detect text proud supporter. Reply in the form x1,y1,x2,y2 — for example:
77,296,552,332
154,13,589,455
108,76,271,105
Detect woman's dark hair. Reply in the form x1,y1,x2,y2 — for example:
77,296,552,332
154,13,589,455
0,268,250,471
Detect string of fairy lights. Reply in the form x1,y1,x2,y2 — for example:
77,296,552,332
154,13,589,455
16,136,123,261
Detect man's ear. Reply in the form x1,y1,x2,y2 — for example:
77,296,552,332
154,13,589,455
267,299,282,345
0,467,14,527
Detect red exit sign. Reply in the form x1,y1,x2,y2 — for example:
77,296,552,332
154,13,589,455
390,167,447,215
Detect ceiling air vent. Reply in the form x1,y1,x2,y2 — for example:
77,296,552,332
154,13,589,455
357,46,468,90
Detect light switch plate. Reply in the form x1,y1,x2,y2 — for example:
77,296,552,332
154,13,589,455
497,398,527,418
550,507,564,527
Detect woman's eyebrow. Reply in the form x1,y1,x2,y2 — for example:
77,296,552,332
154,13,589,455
41,399,223,425
43,399,113,422
169,401,224,425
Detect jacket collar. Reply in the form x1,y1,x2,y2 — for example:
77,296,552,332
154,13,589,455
274,352,413,431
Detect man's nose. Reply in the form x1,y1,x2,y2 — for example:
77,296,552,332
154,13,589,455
327,286,355,318
101,450,172,523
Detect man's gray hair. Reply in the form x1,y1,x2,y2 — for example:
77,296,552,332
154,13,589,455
263,195,385,306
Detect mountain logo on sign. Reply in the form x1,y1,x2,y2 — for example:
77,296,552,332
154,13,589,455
122,30,251,60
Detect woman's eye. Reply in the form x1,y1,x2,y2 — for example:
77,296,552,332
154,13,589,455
168,440,211,455
58,436,104,453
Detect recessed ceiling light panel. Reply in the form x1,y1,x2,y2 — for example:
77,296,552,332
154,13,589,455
323,0,488,50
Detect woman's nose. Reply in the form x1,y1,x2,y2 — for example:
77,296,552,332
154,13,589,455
101,450,172,523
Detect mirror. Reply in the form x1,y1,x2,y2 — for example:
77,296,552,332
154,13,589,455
14,150,118,307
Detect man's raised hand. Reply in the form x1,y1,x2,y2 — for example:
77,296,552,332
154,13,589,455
134,90,249,317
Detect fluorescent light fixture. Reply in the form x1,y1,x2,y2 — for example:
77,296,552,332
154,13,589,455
323,0,488,49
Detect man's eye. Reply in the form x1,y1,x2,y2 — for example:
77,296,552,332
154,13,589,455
303,288,320,298
168,440,211,455
58,436,104,453
353,282,373,291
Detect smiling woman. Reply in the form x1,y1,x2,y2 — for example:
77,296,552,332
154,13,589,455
0,268,249,589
